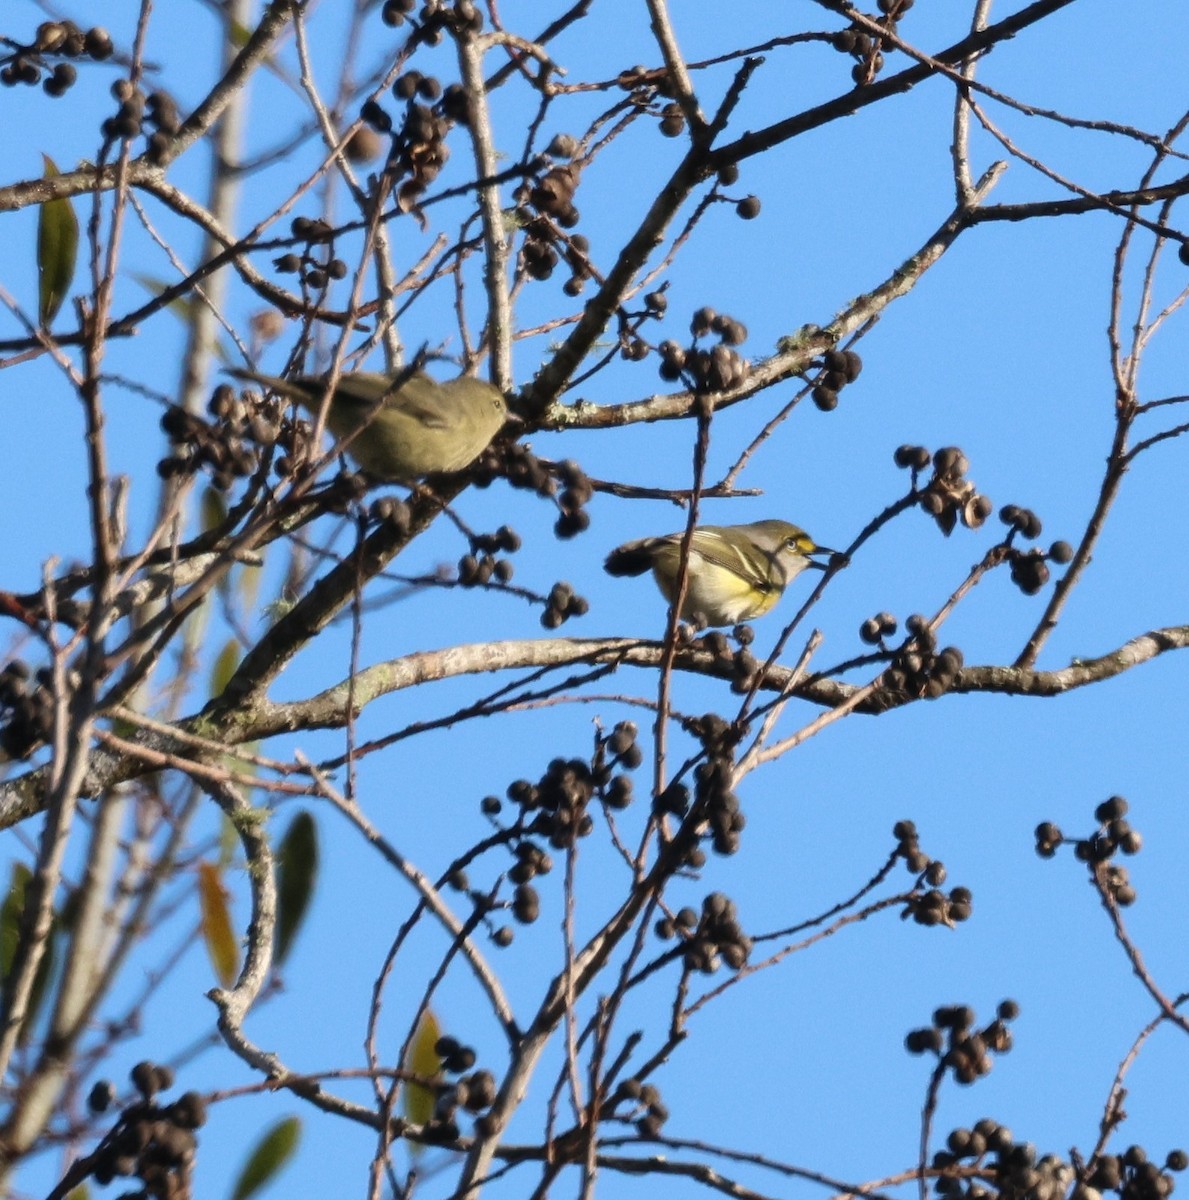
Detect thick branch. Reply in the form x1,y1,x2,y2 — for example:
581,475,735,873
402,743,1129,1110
1,624,1185,833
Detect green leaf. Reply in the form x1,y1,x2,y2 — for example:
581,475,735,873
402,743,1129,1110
201,486,228,534
37,155,78,327
130,275,233,362
230,1116,301,1200
237,560,264,612
403,1010,442,1131
210,638,240,700
275,812,318,966
198,861,238,988
130,272,197,322
0,862,59,1044
183,590,213,648
0,862,33,979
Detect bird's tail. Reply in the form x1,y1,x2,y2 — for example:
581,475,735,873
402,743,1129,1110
226,368,313,407
603,540,657,577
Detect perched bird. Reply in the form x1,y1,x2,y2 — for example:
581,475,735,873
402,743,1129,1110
604,519,836,626
228,368,507,483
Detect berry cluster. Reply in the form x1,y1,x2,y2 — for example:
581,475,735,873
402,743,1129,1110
528,163,581,230
457,524,520,588
507,842,551,926
611,1078,670,1139
1,21,112,95
1035,795,1141,905
896,445,993,536
0,660,55,760
832,0,914,85
934,1119,1070,1200
85,1062,206,1199
421,1034,496,1144
471,726,642,932
859,610,899,646
618,289,670,362
512,151,592,288
541,581,589,629
683,891,753,973
367,494,412,535
360,56,473,210
879,616,965,701
658,100,686,139
810,346,864,411
274,217,349,292
381,0,484,37
159,384,287,492
657,307,750,393
468,815,554,934
1085,1146,1186,1200
505,757,597,851
554,460,593,539
905,999,1018,1085
999,506,1072,595
596,720,643,812
474,444,595,545
679,712,745,857
894,820,972,926
698,626,763,695
615,61,689,141
931,1123,1186,1200
99,80,183,161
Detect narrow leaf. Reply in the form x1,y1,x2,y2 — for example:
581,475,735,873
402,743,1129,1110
237,560,263,612
197,862,238,988
201,486,228,534
131,274,233,362
402,1010,442,1129
0,862,59,1044
230,1115,301,1200
37,155,79,327
130,272,196,322
0,863,33,979
275,812,318,966
210,638,240,700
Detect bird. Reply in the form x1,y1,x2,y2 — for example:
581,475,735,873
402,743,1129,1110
604,519,836,626
227,367,507,484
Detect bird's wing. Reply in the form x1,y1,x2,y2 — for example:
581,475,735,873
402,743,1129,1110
387,373,456,429
315,371,414,418
687,528,779,590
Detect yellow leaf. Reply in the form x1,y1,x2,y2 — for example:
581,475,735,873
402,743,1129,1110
37,155,78,327
237,560,264,612
403,1010,442,1130
210,638,240,700
201,486,228,534
231,1116,301,1200
197,861,238,987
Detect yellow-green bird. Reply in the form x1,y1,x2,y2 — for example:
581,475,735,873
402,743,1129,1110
229,368,507,484
604,519,836,627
